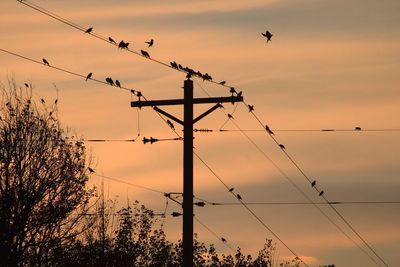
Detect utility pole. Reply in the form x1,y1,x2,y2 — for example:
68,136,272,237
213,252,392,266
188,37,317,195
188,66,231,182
131,78,243,266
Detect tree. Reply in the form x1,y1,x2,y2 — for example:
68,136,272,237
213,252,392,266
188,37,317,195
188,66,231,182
0,79,94,266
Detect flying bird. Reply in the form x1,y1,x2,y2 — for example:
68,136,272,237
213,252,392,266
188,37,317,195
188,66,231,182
42,58,50,65
108,37,117,44
145,39,154,48
86,72,92,81
311,180,316,187
262,30,273,42
115,80,121,88
85,27,93,34
167,119,175,130
141,49,150,58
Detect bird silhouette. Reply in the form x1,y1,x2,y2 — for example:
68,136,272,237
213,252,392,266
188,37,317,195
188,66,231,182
229,188,234,192
141,49,150,58
24,83,29,88
278,144,285,149
118,40,129,49
86,72,92,81
54,99,58,104
202,73,212,81
227,114,234,119
170,61,178,69
42,58,50,65
145,39,154,48
167,119,175,130
265,125,274,135
221,237,227,242
219,81,226,85
88,167,95,173
237,194,242,200
355,127,362,131
105,77,114,86
85,27,93,34
311,180,316,187
248,105,254,112
40,98,45,104
319,190,324,196
115,80,121,87
262,30,273,42
108,37,117,44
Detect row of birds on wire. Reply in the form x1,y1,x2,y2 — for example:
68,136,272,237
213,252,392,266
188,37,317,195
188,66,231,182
40,26,273,98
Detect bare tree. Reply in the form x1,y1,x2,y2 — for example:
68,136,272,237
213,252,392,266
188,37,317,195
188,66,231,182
0,79,94,266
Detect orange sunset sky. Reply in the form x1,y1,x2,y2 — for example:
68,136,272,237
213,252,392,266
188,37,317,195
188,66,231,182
1,0,400,266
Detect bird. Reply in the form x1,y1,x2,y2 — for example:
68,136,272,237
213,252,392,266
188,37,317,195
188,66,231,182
262,30,273,42
227,114,234,119
108,37,117,44
228,188,234,192
115,80,121,88
248,105,254,112
88,167,95,173
278,144,285,149
170,61,178,69
40,98,45,104
319,190,324,196
141,49,150,58
145,39,154,48
355,127,362,131
105,77,114,86
54,99,58,104
265,125,274,135
24,83,29,88
219,81,226,85
311,180,316,187
167,119,175,130
118,40,129,49
237,194,242,200
85,27,93,34
221,237,227,242
86,72,92,81
42,58,50,66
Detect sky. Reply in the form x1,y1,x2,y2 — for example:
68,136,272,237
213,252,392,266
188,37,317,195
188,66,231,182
1,0,400,266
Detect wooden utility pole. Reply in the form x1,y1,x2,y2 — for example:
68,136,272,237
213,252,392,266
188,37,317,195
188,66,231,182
131,78,243,266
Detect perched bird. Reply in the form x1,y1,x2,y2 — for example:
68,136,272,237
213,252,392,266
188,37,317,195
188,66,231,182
170,61,178,69
227,114,234,119
319,190,324,196
237,194,242,200
221,237,227,243
86,72,92,81
42,58,50,65
54,99,58,104
311,180,316,187
229,188,234,192
262,30,273,42
219,81,226,85
141,49,150,58
118,40,129,49
88,167,95,173
248,105,254,112
167,119,175,130
278,144,285,149
108,37,117,44
265,125,274,135
85,27,93,34
105,77,114,86
40,98,45,104
145,39,154,48
355,127,362,131
115,80,121,88
202,73,212,81
24,83,29,88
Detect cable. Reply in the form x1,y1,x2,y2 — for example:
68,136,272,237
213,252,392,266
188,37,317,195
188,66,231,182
17,0,235,88
219,128,400,133
197,201,400,206
194,152,309,267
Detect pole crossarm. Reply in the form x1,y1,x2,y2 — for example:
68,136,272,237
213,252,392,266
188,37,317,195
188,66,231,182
153,106,184,125
193,103,222,124
131,95,243,108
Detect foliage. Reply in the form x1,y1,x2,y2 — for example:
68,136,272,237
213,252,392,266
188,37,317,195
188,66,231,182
0,79,94,266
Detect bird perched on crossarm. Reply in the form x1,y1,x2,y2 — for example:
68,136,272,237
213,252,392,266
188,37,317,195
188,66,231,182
262,30,273,42
167,119,175,130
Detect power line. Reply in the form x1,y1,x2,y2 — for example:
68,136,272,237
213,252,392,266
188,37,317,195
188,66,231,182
198,201,400,206
219,128,400,133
